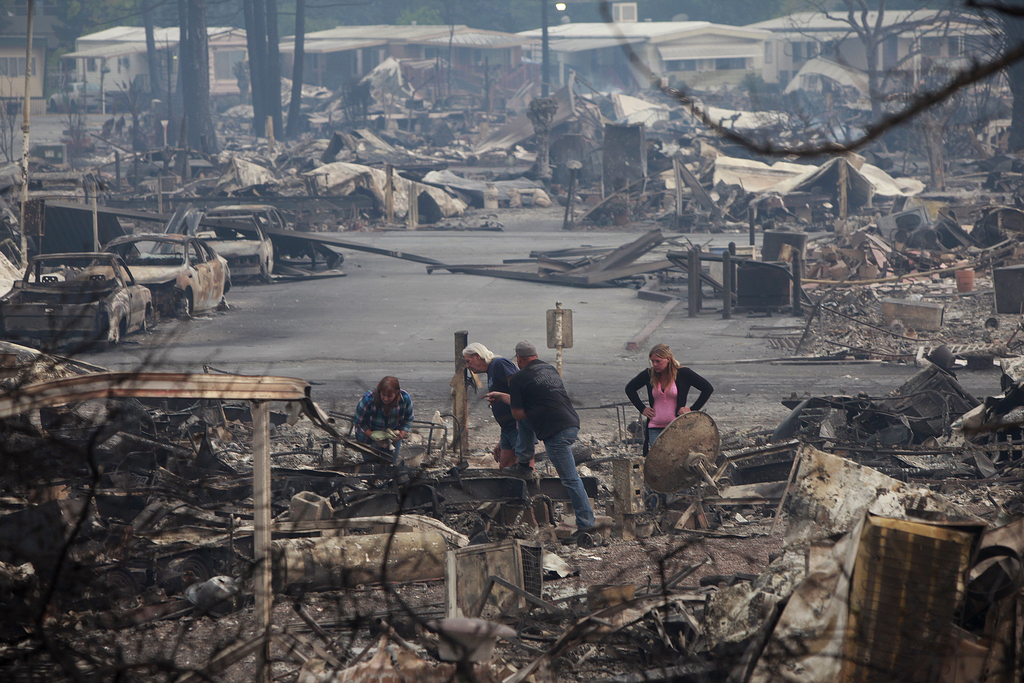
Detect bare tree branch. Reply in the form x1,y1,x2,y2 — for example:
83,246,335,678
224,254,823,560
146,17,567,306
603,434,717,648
599,0,1024,157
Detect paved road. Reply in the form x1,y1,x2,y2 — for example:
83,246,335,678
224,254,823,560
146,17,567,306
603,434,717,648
84,226,1002,434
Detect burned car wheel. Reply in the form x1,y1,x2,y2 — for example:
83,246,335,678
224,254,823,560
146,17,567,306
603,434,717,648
259,260,272,284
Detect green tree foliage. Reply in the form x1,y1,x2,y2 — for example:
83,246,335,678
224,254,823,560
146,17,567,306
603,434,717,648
50,0,138,46
396,5,443,26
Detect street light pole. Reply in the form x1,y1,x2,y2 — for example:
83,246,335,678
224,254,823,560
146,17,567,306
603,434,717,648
19,0,34,268
541,0,549,97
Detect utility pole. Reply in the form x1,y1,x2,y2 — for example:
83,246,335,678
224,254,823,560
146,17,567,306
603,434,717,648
19,0,34,267
541,0,549,97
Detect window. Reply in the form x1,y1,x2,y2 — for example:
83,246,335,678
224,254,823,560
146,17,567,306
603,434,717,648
792,42,803,61
87,58,97,72
612,2,637,22
821,41,835,57
948,36,962,56
666,59,697,71
118,56,130,73
921,37,943,56
807,41,818,58
715,57,748,70
213,49,246,81
0,57,32,77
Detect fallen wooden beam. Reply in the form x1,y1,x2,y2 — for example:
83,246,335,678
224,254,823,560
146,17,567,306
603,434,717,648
626,299,680,351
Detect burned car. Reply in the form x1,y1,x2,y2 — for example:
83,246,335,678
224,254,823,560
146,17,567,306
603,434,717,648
0,253,153,346
194,216,274,283
104,234,231,318
205,203,289,233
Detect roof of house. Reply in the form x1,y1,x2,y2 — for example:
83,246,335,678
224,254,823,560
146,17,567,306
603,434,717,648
280,24,525,54
537,37,646,53
278,37,387,54
420,30,526,48
74,26,245,46
518,21,768,42
295,24,522,46
748,10,988,36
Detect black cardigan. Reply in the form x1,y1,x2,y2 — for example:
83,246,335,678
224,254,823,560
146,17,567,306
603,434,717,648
624,367,714,455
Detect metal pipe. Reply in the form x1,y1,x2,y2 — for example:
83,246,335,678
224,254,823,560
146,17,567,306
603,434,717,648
721,250,732,320
18,0,34,267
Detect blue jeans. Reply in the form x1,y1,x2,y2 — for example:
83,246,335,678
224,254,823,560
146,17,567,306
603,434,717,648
647,427,665,447
517,423,596,531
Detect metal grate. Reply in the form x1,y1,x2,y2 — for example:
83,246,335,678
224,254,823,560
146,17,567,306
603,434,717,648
521,541,543,598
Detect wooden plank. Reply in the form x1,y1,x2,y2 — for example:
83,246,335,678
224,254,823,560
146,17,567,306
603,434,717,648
568,230,664,274
252,400,272,683
676,162,722,223
626,299,680,351
562,258,674,285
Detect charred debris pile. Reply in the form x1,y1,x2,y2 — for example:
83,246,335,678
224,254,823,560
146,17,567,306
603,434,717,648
1,332,1024,682
3,68,1024,682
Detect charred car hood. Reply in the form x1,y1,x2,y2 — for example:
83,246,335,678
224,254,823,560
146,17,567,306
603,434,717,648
204,241,262,258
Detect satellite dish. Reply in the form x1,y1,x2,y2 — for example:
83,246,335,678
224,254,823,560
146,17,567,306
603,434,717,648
672,13,689,21
644,412,721,493
560,15,571,24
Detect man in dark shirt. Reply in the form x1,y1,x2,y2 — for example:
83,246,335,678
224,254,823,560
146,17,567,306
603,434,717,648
486,340,596,537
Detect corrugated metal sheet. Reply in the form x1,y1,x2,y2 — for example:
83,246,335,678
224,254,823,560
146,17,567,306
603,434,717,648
40,202,127,255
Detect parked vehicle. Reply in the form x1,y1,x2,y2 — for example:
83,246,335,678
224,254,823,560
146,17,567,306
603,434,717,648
195,214,274,283
205,204,289,233
104,234,231,319
203,204,342,270
0,253,153,346
48,82,131,113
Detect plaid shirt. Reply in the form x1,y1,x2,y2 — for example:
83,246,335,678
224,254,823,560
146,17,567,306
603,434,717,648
354,389,414,444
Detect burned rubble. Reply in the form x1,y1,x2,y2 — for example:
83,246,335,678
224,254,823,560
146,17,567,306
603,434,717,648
4,16,1024,683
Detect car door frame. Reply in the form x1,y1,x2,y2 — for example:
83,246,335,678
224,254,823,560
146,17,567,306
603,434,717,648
113,259,145,327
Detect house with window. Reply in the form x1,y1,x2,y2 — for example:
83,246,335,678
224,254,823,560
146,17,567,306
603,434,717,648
0,37,46,105
0,1,62,113
748,10,995,91
278,24,525,91
61,26,248,110
517,18,769,91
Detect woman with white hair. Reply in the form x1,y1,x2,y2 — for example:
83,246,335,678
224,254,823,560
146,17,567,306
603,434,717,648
464,342,533,470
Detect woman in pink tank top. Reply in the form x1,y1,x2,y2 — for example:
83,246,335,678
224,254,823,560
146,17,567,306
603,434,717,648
624,343,714,455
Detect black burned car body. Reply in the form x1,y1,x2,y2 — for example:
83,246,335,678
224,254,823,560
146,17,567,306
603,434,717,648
105,234,231,318
0,253,153,345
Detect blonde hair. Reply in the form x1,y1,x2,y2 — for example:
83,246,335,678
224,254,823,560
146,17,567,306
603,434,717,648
648,343,680,391
463,342,495,363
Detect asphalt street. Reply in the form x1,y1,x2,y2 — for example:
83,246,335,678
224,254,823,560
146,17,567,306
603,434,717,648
83,225,1005,436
